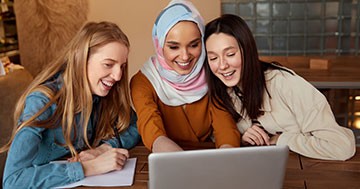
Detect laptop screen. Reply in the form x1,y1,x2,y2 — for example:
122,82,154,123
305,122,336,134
148,145,289,189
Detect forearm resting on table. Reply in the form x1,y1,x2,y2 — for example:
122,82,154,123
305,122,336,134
152,136,183,152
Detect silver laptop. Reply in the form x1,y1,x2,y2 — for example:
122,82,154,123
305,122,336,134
148,145,289,189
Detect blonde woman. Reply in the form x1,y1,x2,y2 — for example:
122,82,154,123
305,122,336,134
1,21,140,188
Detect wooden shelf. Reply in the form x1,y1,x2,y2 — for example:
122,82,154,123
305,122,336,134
0,0,18,59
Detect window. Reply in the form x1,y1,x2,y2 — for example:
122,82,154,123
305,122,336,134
222,0,360,56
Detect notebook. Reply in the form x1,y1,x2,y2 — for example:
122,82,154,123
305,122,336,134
148,145,289,189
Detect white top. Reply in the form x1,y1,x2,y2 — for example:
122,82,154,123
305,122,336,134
232,68,356,160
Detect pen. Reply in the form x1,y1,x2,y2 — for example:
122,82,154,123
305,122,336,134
113,123,122,148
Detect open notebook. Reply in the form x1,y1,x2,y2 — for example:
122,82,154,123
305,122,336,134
55,158,137,188
149,145,289,189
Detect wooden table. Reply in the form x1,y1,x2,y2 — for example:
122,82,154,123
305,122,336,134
284,149,360,189
81,144,360,189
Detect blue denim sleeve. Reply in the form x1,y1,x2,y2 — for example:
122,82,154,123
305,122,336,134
103,110,140,149
20,91,54,122
3,93,85,188
119,111,141,149
3,128,84,189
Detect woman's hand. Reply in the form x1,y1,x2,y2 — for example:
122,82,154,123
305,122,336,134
241,124,270,146
81,148,129,176
68,143,112,162
269,133,281,145
78,143,112,161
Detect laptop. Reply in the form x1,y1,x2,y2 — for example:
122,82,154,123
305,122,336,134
148,145,289,189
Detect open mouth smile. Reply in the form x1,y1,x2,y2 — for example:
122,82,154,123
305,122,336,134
101,80,114,89
222,70,235,77
175,61,190,67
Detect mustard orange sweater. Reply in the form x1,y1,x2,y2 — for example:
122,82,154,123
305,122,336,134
130,71,240,150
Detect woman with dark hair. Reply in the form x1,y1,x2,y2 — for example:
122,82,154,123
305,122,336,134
204,14,355,160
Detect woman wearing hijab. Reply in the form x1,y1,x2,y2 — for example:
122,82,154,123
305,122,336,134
130,0,240,152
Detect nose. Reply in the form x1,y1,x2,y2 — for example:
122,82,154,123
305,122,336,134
219,58,229,70
111,65,123,81
179,48,190,61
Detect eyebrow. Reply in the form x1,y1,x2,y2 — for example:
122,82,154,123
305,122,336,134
207,46,236,54
101,58,118,63
165,38,201,45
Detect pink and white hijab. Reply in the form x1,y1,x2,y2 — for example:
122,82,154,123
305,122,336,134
141,0,207,106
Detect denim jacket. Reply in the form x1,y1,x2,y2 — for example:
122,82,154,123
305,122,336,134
2,76,140,189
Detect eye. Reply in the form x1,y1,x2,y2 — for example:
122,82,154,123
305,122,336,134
208,56,217,61
227,52,235,57
103,62,114,68
168,45,179,50
190,42,200,48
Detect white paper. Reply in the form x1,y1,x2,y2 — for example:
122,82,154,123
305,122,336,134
55,158,137,188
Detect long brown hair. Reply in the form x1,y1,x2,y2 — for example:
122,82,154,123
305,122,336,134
0,21,132,158
204,14,283,122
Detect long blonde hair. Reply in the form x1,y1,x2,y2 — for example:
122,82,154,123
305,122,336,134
0,21,132,158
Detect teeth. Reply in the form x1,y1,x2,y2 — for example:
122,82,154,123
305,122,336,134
102,80,114,87
176,61,190,66
222,71,234,77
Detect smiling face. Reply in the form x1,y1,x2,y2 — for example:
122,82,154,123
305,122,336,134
87,41,129,97
206,33,243,87
163,21,202,75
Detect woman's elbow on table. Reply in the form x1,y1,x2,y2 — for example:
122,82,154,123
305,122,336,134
335,140,356,161
328,135,356,161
